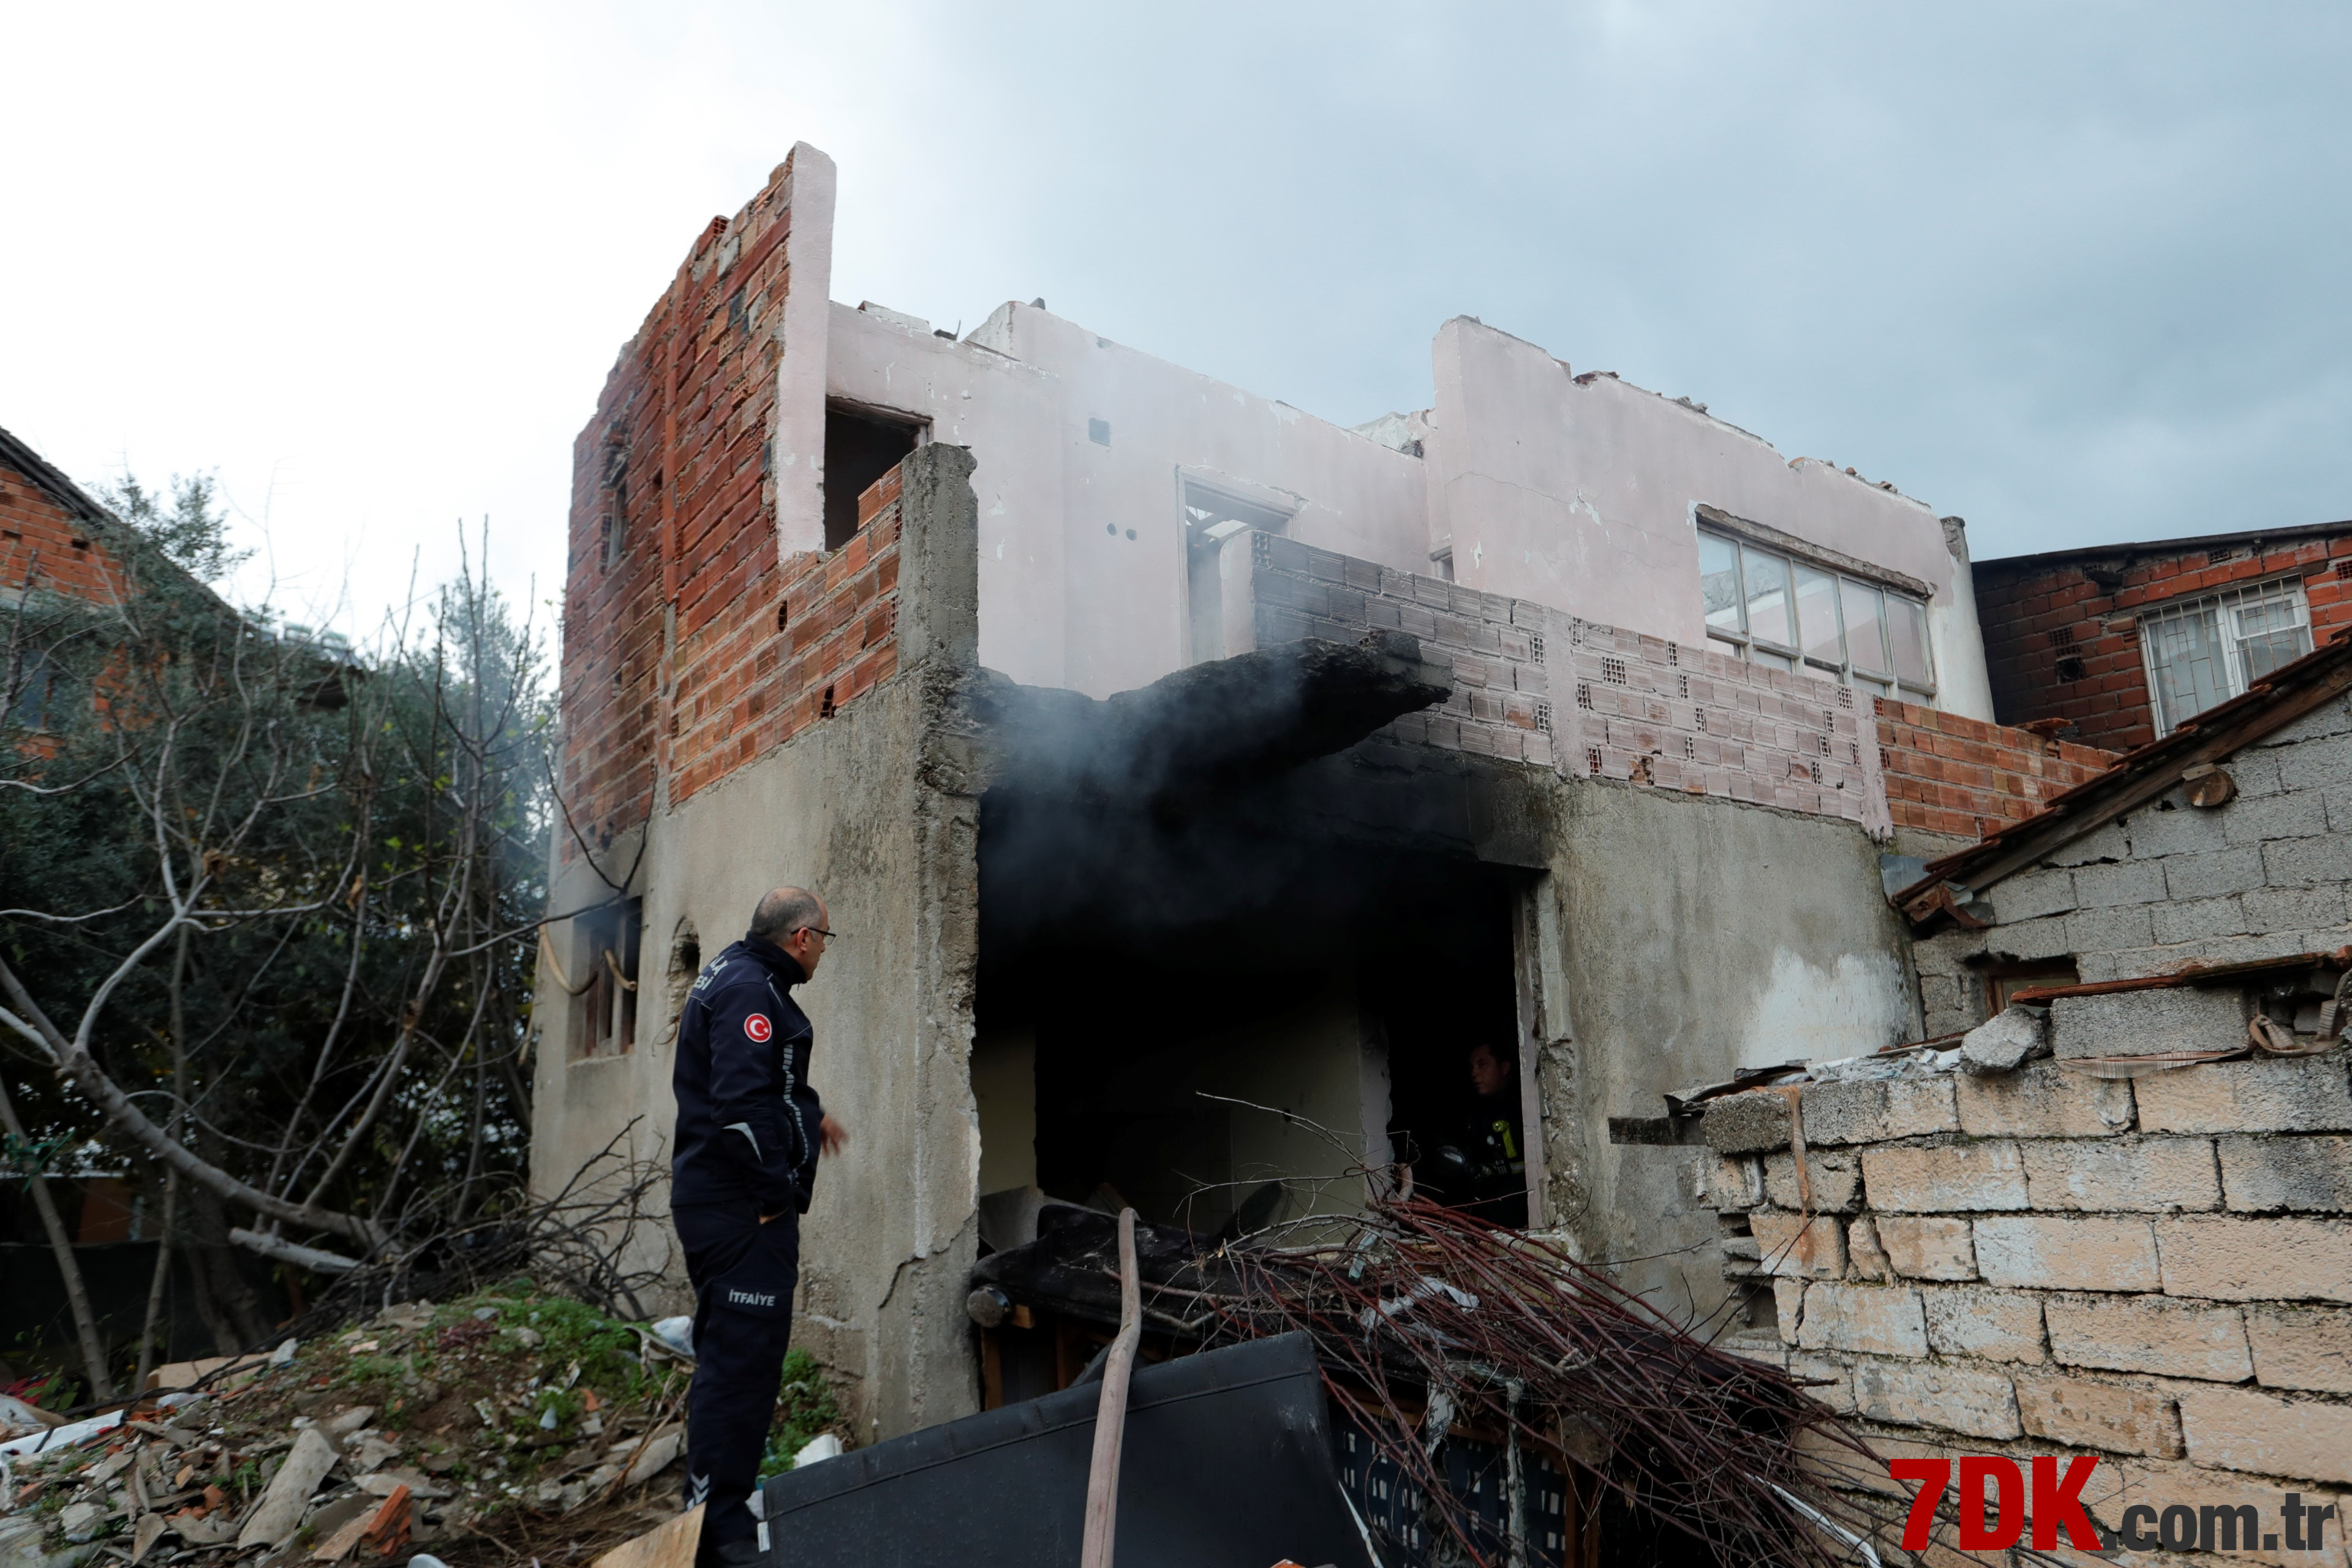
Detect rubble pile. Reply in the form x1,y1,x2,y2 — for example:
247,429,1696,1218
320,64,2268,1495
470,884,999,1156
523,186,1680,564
0,1286,837,1568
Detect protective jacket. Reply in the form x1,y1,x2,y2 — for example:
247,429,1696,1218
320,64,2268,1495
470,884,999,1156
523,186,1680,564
671,934,823,1213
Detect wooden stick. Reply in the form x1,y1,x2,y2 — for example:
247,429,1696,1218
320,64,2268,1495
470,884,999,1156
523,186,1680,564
1078,1208,1140,1568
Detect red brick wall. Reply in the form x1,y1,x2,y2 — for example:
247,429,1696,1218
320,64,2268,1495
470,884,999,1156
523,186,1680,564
559,149,900,862
1975,529,2352,753
0,458,126,602
1875,698,2117,840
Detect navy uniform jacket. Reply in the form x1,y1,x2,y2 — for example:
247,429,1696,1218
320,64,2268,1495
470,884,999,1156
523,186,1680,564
671,934,824,1213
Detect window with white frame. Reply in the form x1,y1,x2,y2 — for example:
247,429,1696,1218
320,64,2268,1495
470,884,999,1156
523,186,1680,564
1698,528,1936,699
2138,575,2313,736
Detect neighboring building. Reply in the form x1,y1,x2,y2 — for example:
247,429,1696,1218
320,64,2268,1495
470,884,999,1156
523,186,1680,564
1,424,136,728
1975,521,2352,754
533,142,2115,1442
1681,630,2352,1544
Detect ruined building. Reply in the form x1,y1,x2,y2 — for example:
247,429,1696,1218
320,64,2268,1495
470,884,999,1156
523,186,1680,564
535,143,2125,1440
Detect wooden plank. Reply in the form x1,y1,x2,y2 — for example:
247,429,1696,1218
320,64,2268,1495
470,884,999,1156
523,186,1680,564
589,1506,702,1568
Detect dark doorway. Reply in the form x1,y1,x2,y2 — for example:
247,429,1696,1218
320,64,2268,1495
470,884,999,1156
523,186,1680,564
823,403,923,551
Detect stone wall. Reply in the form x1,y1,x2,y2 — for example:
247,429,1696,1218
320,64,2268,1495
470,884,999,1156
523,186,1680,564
1700,996,2352,1563
1917,692,2352,1037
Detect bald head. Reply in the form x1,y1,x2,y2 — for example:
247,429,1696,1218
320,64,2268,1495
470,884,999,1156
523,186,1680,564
751,886,824,944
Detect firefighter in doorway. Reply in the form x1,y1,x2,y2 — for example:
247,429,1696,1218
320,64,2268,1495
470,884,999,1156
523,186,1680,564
1430,1041,1528,1228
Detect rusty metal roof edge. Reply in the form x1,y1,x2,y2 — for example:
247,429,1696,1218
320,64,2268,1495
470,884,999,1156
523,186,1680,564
2007,946,2352,1006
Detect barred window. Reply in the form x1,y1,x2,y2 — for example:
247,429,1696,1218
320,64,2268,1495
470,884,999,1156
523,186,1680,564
2139,576,2313,736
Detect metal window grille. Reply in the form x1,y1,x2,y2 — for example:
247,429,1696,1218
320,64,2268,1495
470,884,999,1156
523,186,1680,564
2138,576,2313,736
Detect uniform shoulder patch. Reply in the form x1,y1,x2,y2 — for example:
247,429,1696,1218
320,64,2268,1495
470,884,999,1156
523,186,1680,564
744,1014,774,1042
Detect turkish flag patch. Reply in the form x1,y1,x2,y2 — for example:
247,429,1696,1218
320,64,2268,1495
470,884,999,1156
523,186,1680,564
744,1014,773,1042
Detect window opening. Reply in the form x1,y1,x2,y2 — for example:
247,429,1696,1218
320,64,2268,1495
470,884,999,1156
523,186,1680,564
2139,576,2315,736
1182,482,1291,665
823,402,923,552
1982,960,2078,1019
1698,524,1934,700
572,896,643,1059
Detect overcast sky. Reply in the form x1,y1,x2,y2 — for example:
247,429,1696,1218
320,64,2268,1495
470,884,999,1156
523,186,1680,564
5,2,2348,635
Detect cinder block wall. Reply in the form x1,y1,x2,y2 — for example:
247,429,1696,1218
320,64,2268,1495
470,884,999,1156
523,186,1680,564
1917,694,2352,1033
1700,1026,2352,1561
1243,530,2108,840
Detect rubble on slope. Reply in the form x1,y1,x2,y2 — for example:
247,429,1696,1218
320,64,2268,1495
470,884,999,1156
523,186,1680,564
0,1284,846,1568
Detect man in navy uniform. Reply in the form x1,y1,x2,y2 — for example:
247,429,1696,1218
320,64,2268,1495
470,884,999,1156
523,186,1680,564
671,886,847,1567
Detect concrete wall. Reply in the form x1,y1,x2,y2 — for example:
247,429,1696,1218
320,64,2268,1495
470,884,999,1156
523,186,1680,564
1917,691,2352,1036
1423,317,1997,723
1523,779,1921,1322
533,446,986,1442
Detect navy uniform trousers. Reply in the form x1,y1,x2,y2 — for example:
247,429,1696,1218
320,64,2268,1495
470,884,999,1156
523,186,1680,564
677,1200,802,1555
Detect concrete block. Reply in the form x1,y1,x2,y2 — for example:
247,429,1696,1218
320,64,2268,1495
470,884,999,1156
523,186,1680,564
2047,821,2130,866
2242,884,2349,934
2157,1216,2352,1303
2075,859,2168,908
2022,1137,2221,1212
1762,1149,1861,1212
2152,894,2251,944
2329,783,2352,835
2220,1135,2352,1213
1751,1212,1847,1279
1799,1077,1958,1147
2014,1373,2184,1458
1861,1141,2029,1212
2045,1292,2252,1381
1796,1282,1929,1357
2127,803,2232,859
1708,1153,1765,1210
1910,932,1981,979
1921,1284,2046,1362
2161,846,2267,901
2275,728,2352,791
1974,1215,2161,1291
1990,865,2078,922
2264,833,2352,889
2136,1055,2352,1136
2248,1305,2352,1393
2051,986,2250,1061
2178,1385,2352,1484
1850,1356,2022,1440
2223,789,2331,846
1774,1276,1805,1344
1957,1061,2135,1139
1702,1090,1793,1155
2068,905,2155,954
1960,1006,2047,1074
1985,913,2074,962
1847,1215,1891,1280
1877,1215,1978,1280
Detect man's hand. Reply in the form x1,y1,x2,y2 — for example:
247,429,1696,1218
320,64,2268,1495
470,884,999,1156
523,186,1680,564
820,1113,848,1157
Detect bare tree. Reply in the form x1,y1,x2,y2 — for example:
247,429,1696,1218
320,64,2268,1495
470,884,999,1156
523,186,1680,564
1,488,566,1395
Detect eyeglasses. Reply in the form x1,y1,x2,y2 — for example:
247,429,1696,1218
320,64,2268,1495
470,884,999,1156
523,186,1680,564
797,926,836,941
